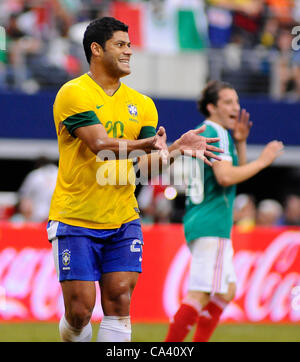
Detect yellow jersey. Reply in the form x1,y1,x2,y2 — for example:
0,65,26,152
49,73,158,229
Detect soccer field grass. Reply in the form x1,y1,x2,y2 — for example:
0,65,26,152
0,323,300,342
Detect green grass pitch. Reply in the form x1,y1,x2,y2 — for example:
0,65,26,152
0,323,300,342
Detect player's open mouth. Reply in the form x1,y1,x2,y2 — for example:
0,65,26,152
230,114,238,120
119,59,130,64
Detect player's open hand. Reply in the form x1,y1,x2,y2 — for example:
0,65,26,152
175,125,224,166
233,109,253,142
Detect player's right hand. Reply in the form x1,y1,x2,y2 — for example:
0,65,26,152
259,140,284,167
153,126,169,164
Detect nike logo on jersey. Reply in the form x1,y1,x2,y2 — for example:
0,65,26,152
129,118,138,123
96,104,104,109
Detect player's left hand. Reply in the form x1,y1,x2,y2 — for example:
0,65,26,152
233,109,253,142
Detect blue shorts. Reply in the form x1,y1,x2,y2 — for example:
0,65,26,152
47,220,143,282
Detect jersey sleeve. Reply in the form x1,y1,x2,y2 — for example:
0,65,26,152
201,123,233,163
53,83,101,138
138,96,158,139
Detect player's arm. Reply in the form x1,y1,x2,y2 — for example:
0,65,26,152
74,123,167,158
137,125,223,179
235,141,247,166
212,141,284,187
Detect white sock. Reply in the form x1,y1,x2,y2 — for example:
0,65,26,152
97,315,131,342
59,314,93,342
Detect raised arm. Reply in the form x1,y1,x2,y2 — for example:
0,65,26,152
212,140,284,187
212,107,283,187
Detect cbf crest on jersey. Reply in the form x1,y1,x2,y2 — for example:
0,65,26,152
128,104,138,117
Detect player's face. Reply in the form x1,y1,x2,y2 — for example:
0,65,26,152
211,88,240,130
102,31,132,78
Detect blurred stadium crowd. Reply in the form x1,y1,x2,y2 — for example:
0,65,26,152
0,156,299,227
136,183,300,227
0,0,299,98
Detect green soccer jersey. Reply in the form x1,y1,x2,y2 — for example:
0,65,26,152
183,120,239,242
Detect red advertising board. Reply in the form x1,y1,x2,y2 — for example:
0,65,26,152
0,222,300,323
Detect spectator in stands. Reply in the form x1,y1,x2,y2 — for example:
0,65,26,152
137,184,156,224
259,16,279,49
293,0,300,21
1,0,83,91
206,1,233,49
234,193,256,231
206,0,268,93
46,19,82,78
256,199,283,226
153,193,172,224
10,198,33,223
5,11,42,90
265,0,294,25
206,0,264,48
231,0,264,48
0,0,299,95
137,180,173,224
273,27,300,100
14,157,58,222
280,194,300,226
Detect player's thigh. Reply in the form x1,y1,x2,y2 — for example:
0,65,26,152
99,271,139,315
216,282,236,303
100,220,144,275
187,237,220,293
98,220,142,315
186,290,211,308
188,237,236,295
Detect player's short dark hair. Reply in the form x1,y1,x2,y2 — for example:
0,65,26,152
197,80,235,117
83,17,129,64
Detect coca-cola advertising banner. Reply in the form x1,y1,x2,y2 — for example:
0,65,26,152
0,222,300,323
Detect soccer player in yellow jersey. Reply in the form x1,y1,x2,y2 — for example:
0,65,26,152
47,17,222,342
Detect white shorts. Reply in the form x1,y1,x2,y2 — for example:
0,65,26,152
187,237,237,295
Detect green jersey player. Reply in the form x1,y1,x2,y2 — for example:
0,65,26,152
184,119,238,241
165,80,284,342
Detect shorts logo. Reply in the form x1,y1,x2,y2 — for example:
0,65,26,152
130,239,142,252
62,249,71,270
